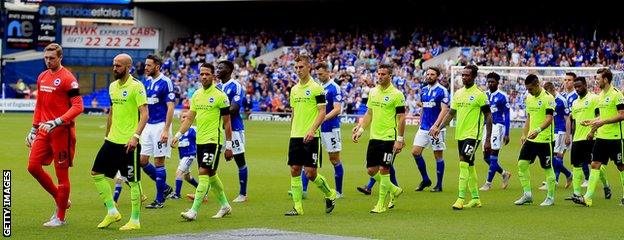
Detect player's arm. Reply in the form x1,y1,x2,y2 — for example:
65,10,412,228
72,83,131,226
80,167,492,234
433,102,449,129
352,108,372,143
567,114,574,140
528,108,553,140
161,101,175,143
483,105,493,151
172,110,196,146
26,79,41,147
521,113,530,144
394,106,407,153
106,105,113,137
127,104,148,153
304,94,326,143
589,104,624,130
324,102,342,122
222,106,234,160
431,108,456,139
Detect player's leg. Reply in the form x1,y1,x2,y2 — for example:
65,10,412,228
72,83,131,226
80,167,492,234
568,141,585,200
27,135,59,211
431,129,446,192
139,124,157,181
514,141,537,205
551,134,572,189
205,147,231,219
113,172,124,204
304,137,336,213
538,142,556,206
614,148,624,205
92,141,122,229
181,144,214,220
366,140,385,213
412,129,431,191
574,139,610,206
452,140,470,210
119,146,142,230
464,139,481,208
232,130,249,202
174,156,192,199
46,128,74,225
325,128,344,197
328,151,343,197
285,138,305,216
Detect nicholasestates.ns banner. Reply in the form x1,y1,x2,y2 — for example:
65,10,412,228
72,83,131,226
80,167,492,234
61,26,159,49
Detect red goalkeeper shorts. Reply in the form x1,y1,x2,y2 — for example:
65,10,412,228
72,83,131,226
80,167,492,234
29,125,76,168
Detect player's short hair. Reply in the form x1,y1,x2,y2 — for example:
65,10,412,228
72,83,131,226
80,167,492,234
543,82,555,92
597,68,613,83
574,76,587,85
427,67,440,76
219,60,234,71
315,62,328,70
525,74,539,85
565,72,577,79
464,65,478,77
44,43,63,57
486,72,500,82
379,64,393,74
200,62,215,73
146,54,162,66
295,55,311,65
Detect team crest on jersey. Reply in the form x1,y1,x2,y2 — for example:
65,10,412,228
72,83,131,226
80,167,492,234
336,95,342,101
469,96,475,101
122,90,128,97
71,81,79,89
53,78,61,86
605,97,610,103
537,100,542,106
384,96,390,102
209,97,215,103
584,100,589,106
168,93,175,100
305,89,311,96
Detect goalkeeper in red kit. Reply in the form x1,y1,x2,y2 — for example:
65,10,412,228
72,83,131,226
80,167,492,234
26,43,84,227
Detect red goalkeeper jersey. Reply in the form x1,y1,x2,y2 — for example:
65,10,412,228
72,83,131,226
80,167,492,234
32,66,84,127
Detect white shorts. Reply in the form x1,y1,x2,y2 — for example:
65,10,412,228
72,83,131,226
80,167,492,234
554,132,568,154
321,128,342,153
232,130,245,155
140,122,172,158
413,129,446,151
482,123,506,150
177,155,196,173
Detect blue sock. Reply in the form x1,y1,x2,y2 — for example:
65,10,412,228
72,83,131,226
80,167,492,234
175,178,183,196
435,159,444,188
334,162,344,194
414,155,430,183
301,170,309,192
155,166,167,203
142,163,157,182
487,155,500,182
187,177,198,187
582,163,590,181
557,156,572,178
113,183,122,202
389,165,399,186
239,166,248,196
366,177,376,190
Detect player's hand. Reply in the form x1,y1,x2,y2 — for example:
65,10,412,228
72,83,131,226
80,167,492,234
581,119,592,126
588,119,604,129
172,132,182,148
520,134,527,144
527,130,538,140
564,134,571,145
587,131,595,141
429,126,440,139
224,149,233,160
303,130,315,143
352,126,363,143
25,127,37,148
484,138,492,152
126,136,139,153
159,130,169,144
39,118,63,133
503,135,510,145
393,140,404,154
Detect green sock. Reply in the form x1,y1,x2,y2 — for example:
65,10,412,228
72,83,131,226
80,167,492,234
209,174,229,207
468,165,479,199
572,167,583,195
291,176,303,212
372,172,381,182
458,162,469,199
92,174,116,212
191,175,210,212
600,165,610,187
545,167,556,198
312,174,334,198
128,181,141,221
518,160,531,193
377,174,391,207
620,171,624,198
584,169,600,200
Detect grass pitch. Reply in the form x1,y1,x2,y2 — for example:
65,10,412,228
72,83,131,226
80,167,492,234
2,113,623,239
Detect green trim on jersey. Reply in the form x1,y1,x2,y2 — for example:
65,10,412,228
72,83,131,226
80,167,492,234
595,86,624,140
368,84,405,141
190,84,230,145
525,89,555,143
106,76,147,144
451,84,488,140
571,93,599,142
290,77,326,138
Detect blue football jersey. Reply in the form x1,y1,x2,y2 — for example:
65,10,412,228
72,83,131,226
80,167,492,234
144,73,175,124
553,93,568,133
220,79,245,131
178,126,197,158
565,91,578,112
321,81,343,132
419,83,449,131
487,90,511,135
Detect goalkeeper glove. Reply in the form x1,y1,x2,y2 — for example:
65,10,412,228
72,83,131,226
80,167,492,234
26,127,37,148
40,118,63,133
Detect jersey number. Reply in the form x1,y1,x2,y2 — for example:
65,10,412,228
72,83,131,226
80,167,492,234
383,153,394,165
463,144,475,156
202,153,215,165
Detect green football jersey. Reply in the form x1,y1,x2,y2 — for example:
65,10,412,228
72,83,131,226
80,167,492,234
451,84,488,140
190,83,230,145
525,89,555,143
368,85,405,141
107,76,147,144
